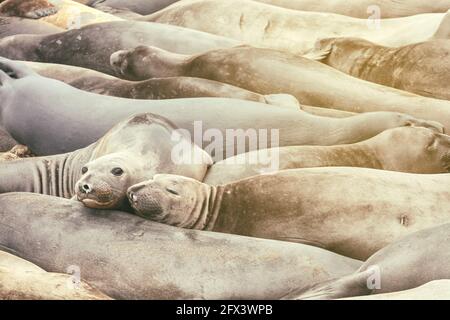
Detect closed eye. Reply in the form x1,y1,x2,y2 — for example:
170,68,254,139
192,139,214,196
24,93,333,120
166,188,179,196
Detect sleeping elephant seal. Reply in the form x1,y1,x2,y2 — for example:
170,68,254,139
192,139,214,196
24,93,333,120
285,223,450,300
0,144,32,162
0,112,211,211
110,45,450,131
253,0,450,19
204,127,450,185
142,0,446,54
0,17,62,38
127,167,450,260
0,250,111,300
308,38,450,100
0,0,57,19
77,0,179,15
0,59,435,159
23,61,300,108
0,193,361,299
342,280,450,300
0,21,239,75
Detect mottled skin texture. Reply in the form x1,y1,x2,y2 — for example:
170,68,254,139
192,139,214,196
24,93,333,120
286,223,450,300
204,127,450,185
0,193,361,300
23,61,299,107
128,167,450,261
254,0,450,18
77,0,179,15
110,45,450,131
342,280,450,300
0,250,111,300
0,21,238,76
310,38,450,100
0,144,32,162
0,0,57,19
0,59,433,161
0,17,62,38
0,112,210,210
142,0,446,54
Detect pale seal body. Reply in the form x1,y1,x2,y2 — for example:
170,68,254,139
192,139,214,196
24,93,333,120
0,193,362,299
0,16,62,38
142,0,446,54
286,223,450,299
204,127,450,185
0,112,210,210
0,21,239,75
0,250,111,300
128,167,450,260
310,38,450,100
0,59,434,159
254,0,450,18
110,45,450,131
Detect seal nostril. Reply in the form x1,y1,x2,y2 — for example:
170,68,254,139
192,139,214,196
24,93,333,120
83,184,91,192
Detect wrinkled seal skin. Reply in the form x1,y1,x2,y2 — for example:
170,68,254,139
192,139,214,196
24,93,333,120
0,112,210,211
0,193,362,300
110,45,450,131
285,223,450,300
0,17,62,38
204,127,450,185
23,61,300,108
0,250,111,300
78,0,180,15
254,0,450,18
128,167,450,261
0,21,238,76
0,0,57,19
310,38,450,100
142,0,446,54
341,280,450,300
0,59,432,160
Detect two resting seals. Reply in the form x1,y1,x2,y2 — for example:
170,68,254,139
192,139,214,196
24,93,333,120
0,193,361,299
128,166,450,260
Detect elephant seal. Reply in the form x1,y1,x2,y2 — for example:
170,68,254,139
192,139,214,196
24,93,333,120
110,45,450,131
0,17,62,38
40,0,122,29
308,38,450,100
142,0,447,54
284,222,450,299
0,112,210,210
0,193,361,299
78,0,179,15
23,61,300,108
0,59,434,159
0,144,32,161
0,21,239,75
127,167,450,260
204,127,450,185
342,280,450,300
0,250,111,300
0,0,57,19
253,0,450,19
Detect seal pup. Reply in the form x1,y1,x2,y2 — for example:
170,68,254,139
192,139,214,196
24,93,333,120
0,21,239,75
204,127,450,185
142,0,447,54
0,250,111,300
284,223,450,299
1,59,435,158
0,0,57,19
308,38,450,100
253,0,450,19
127,167,450,260
23,61,300,108
0,112,211,210
0,193,361,300
0,17,62,38
110,45,450,131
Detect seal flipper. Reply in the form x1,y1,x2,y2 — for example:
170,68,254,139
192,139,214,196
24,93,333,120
0,0,58,19
302,39,334,61
433,9,450,39
0,57,37,79
281,270,373,300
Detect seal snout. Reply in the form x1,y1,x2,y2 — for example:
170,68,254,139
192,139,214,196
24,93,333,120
110,50,129,76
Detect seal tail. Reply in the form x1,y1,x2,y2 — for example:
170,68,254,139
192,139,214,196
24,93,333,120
433,9,450,39
281,270,373,300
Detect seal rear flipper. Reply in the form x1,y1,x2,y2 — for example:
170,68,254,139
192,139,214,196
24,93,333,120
433,9,450,39
0,0,58,19
302,39,334,62
281,270,373,300
0,57,37,79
